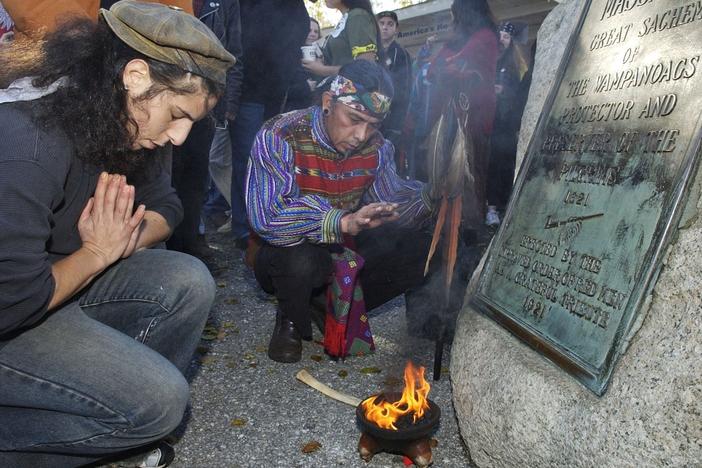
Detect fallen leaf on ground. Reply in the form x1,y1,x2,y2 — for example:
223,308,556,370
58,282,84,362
224,297,238,305
230,418,246,427
217,282,226,288
201,326,219,341
199,356,216,365
255,346,267,353
338,370,348,378
301,441,322,454
310,355,322,362
360,367,382,375
243,353,255,360
222,321,235,328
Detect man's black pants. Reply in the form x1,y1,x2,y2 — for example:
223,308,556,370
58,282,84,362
253,226,432,339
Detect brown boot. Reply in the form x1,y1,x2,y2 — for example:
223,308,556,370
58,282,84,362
267,309,302,363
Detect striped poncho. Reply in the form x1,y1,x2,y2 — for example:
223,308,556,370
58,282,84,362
246,106,433,246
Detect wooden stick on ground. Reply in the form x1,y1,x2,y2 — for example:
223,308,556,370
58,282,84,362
296,369,362,407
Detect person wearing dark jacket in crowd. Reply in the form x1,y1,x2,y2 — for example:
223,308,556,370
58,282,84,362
167,0,243,258
228,0,313,247
376,10,411,157
283,17,322,112
486,21,523,226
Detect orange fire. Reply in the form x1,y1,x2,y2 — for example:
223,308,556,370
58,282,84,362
361,361,431,430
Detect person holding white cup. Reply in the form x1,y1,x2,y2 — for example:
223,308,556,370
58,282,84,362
301,17,322,90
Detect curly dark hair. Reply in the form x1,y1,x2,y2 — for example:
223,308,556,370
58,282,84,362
0,18,223,178
449,0,496,48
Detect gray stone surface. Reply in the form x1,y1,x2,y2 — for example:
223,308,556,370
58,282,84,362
451,214,702,466
515,0,587,174
450,1,702,466
146,232,473,468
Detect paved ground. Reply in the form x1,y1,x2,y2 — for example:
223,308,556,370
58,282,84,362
166,230,474,468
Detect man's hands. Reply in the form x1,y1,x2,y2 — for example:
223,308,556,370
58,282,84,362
78,173,146,269
340,202,399,236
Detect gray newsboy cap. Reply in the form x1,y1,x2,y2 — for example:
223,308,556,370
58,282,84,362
100,0,236,85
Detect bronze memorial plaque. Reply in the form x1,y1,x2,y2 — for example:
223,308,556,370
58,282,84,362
473,0,702,395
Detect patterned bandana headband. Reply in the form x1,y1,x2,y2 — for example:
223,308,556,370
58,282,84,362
329,75,391,119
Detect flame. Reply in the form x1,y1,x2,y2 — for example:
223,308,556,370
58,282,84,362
361,361,430,430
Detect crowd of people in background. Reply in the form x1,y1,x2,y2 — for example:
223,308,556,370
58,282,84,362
0,0,534,466
1,0,532,257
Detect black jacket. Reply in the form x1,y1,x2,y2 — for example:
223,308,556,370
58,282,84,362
382,40,412,136
239,0,310,117
0,101,182,338
198,0,244,122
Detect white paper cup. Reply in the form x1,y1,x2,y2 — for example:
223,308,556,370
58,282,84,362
301,45,317,61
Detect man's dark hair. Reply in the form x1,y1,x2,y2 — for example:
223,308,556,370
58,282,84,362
339,59,394,101
449,0,496,47
0,18,223,178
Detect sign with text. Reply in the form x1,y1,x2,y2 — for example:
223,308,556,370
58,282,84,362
474,0,702,395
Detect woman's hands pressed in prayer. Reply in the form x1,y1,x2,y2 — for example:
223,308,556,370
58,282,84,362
79,172,146,268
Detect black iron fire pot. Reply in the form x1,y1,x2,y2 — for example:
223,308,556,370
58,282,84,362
355,392,441,467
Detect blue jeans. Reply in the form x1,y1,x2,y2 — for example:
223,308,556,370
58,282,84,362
0,249,215,467
229,101,265,240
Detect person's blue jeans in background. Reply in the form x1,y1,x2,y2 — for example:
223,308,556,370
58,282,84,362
0,249,215,468
229,101,265,241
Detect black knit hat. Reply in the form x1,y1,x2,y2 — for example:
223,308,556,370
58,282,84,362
376,10,399,26
499,22,515,36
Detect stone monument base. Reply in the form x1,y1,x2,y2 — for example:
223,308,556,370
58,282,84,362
450,222,702,466
449,0,700,463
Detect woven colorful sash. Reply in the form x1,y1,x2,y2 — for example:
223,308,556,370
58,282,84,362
323,247,374,358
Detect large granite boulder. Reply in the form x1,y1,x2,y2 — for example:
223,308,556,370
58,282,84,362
450,1,702,466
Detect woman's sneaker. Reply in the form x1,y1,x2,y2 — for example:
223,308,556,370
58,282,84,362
108,441,175,468
485,206,501,226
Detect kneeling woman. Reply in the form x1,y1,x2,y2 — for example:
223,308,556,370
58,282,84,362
0,1,234,466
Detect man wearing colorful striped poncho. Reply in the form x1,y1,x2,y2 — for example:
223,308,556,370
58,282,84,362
246,60,435,363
